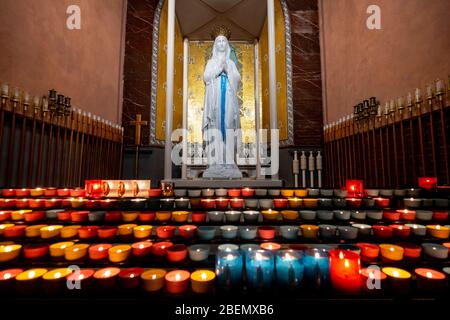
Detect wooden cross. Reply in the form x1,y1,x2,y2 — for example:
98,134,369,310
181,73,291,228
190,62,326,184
130,114,148,145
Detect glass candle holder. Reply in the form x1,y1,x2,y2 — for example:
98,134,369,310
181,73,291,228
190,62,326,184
329,249,361,294
245,250,274,290
275,250,304,289
303,248,330,288
215,250,243,290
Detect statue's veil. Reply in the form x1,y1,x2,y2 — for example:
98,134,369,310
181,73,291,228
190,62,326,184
211,36,231,64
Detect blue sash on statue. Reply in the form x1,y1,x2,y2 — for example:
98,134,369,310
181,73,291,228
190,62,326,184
220,72,227,141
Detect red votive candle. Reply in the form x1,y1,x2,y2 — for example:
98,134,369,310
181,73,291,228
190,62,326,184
346,198,362,209
0,269,23,293
71,211,89,222
57,188,70,197
273,198,288,209
433,210,449,222
0,199,15,209
372,225,393,239
396,209,416,221
43,188,57,197
165,270,190,294
29,199,45,209
215,198,229,209
89,244,112,260
179,225,197,239
418,177,437,190
61,198,72,208
139,212,156,222
166,244,188,263
24,210,45,223
260,242,281,252
0,210,11,221
398,243,421,261
2,189,16,197
241,188,255,198
44,199,61,209
357,243,379,262
148,188,162,197
189,198,201,209
57,211,72,221
78,226,99,239
156,226,176,239
15,199,29,209
230,198,244,209
23,244,49,260
86,200,99,209
360,267,387,293
66,268,94,289
258,226,276,240
119,267,144,289
99,199,117,209
414,268,446,292
390,224,411,238
97,226,118,240
93,267,120,290
383,210,400,221
105,211,122,222
191,212,207,223
70,188,86,197
375,197,390,208
329,249,361,294
15,189,30,197
228,189,241,197
201,199,215,209
3,225,27,238
132,241,153,257
151,241,173,257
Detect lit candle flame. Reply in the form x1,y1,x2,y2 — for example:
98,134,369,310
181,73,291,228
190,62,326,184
3,273,11,280
426,272,433,278
175,273,181,281
201,273,207,280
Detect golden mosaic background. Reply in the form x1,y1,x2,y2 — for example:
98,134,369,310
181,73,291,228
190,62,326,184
187,41,257,143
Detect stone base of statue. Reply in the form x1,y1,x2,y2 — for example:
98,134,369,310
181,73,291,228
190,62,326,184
202,164,243,179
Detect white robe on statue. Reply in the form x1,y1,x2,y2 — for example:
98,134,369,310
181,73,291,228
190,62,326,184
202,35,242,178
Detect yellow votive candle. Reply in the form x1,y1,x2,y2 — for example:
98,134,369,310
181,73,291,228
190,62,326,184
172,211,189,222
288,198,302,209
141,269,167,292
65,244,89,261
108,245,131,263
30,188,45,197
300,225,319,239
60,225,81,239
190,270,216,294
0,244,22,262
303,198,318,208
49,242,75,258
40,225,63,239
122,212,139,222
16,268,48,281
118,224,137,236
294,189,308,197
281,189,294,197
426,225,450,239
261,209,279,221
281,210,299,221
379,244,404,261
133,225,152,239
11,210,31,221
0,224,14,235
25,224,48,238
43,268,73,280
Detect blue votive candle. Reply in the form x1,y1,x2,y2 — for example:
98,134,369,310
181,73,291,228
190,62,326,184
303,248,330,288
275,250,304,289
216,250,243,289
245,250,274,290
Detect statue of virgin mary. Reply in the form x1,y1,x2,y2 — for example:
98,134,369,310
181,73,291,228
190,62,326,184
202,27,242,179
